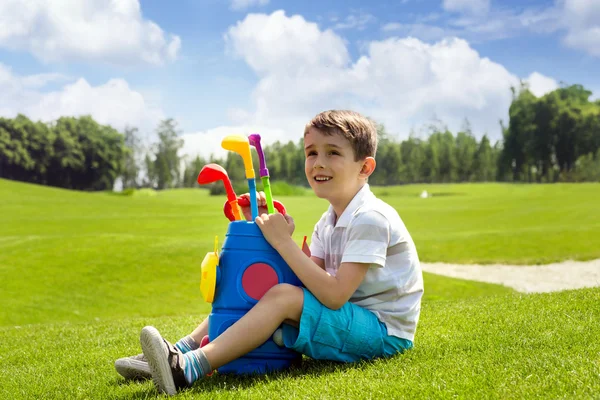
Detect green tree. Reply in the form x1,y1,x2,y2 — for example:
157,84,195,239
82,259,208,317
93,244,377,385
224,151,245,183
423,134,441,183
383,143,403,185
501,84,538,182
153,119,184,190
0,116,35,182
122,127,141,189
401,136,425,183
142,154,156,188
455,121,478,182
73,116,125,190
289,139,305,185
438,130,458,183
48,117,85,188
574,149,600,182
182,155,207,187
473,135,496,181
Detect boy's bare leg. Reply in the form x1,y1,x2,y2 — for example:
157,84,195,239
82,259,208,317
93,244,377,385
188,318,209,344
140,284,303,394
202,283,303,369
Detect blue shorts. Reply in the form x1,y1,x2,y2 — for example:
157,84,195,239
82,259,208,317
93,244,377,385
281,288,413,362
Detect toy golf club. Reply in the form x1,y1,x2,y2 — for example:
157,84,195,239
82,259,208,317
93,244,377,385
196,134,307,376
221,135,259,220
197,163,242,221
223,196,287,222
248,133,275,214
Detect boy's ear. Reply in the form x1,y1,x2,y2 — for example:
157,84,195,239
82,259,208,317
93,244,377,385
359,157,376,178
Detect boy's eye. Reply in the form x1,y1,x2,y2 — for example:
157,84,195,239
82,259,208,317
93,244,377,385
328,151,340,156
307,151,317,156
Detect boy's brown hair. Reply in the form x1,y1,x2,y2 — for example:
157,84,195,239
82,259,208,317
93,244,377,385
304,110,378,161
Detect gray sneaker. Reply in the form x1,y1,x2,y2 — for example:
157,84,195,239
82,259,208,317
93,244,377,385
114,353,152,381
140,326,190,396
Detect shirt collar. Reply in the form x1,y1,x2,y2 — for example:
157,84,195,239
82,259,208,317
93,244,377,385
325,184,374,228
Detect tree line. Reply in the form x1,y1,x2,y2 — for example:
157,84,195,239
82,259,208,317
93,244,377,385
499,83,600,183
0,115,125,190
1,84,599,191
184,83,600,187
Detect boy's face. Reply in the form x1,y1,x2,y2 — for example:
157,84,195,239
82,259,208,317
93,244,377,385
304,127,370,209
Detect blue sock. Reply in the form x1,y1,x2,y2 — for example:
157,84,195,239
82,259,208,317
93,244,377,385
183,349,212,384
174,335,198,353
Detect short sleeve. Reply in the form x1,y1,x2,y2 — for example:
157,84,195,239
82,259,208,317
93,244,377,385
341,210,389,267
309,221,325,260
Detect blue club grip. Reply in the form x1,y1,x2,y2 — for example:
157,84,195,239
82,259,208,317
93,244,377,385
248,179,259,220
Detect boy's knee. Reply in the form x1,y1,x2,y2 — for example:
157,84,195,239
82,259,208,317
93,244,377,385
262,284,304,310
264,283,302,300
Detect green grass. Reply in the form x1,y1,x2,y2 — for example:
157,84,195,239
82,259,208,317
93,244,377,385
1,178,599,399
1,289,598,399
2,178,551,327
371,183,600,264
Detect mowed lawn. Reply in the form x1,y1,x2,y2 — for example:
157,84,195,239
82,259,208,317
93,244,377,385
0,178,599,399
370,183,600,264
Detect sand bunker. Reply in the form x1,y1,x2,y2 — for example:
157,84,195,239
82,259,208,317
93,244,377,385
421,259,600,293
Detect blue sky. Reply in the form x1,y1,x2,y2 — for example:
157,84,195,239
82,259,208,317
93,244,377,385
1,0,599,159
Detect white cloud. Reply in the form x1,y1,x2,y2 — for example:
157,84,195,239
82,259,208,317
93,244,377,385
382,23,403,32
181,125,287,161
381,22,457,42
225,11,350,75
20,73,72,89
560,0,600,56
525,72,559,97
218,10,552,144
382,1,598,57
0,63,164,134
0,0,181,65
230,0,269,12
443,0,490,15
382,4,563,45
350,37,523,137
439,1,600,57
333,13,377,30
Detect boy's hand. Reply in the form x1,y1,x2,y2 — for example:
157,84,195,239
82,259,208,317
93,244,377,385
238,191,269,221
255,213,296,249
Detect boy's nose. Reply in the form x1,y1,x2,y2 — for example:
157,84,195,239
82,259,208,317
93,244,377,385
312,154,327,169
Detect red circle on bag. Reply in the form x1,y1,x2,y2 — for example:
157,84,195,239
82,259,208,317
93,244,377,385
242,263,279,300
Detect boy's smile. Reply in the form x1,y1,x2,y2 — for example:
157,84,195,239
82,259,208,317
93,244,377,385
304,127,375,217
314,175,332,183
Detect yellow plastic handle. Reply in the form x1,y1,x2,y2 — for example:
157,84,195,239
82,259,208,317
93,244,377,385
200,253,218,303
221,135,255,179
200,236,219,303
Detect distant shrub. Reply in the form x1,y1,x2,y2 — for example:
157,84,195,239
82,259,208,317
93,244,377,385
268,181,307,196
108,188,158,197
108,188,136,196
208,181,251,196
574,150,600,182
134,188,158,197
121,188,136,196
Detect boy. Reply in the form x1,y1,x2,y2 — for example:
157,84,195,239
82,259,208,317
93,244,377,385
130,110,424,395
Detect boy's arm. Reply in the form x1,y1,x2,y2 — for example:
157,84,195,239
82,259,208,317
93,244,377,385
276,239,369,310
311,256,326,271
256,212,369,309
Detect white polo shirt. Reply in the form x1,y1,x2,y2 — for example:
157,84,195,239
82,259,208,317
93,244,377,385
310,184,424,341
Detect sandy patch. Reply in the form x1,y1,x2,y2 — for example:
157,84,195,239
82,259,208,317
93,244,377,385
421,259,600,293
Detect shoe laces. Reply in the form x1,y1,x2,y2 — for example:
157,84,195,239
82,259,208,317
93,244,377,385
131,353,147,361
